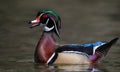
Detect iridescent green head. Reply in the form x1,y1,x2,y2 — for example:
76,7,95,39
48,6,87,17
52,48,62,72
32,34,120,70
29,10,61,38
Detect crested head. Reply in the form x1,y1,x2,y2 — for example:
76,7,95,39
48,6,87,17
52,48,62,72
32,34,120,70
29,9,61,38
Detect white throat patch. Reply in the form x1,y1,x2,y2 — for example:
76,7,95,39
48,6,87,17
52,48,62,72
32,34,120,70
44,26,54,32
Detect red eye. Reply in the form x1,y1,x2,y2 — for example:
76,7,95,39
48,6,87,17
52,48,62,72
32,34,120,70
43,14,48,18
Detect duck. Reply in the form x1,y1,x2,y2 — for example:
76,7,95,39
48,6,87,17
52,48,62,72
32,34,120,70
29,10,119,65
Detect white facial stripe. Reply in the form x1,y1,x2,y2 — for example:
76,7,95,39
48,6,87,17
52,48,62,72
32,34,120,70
40,13,44,17
46,18,49,25
51,17,60,36
44,26,54,31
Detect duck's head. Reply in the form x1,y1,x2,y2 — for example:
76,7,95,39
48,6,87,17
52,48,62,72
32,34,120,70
29,10,61,38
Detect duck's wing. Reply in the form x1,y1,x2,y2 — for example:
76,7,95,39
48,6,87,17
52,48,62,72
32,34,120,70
54,41,106,56
56,44,94,55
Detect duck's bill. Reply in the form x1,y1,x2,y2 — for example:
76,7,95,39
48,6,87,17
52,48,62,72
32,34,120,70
29,17,41,28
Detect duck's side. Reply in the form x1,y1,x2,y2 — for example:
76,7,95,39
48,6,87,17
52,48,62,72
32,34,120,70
47,37,119,64
54,52,89,64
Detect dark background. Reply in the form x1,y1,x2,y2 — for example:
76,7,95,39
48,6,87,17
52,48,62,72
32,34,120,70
0,0,120,72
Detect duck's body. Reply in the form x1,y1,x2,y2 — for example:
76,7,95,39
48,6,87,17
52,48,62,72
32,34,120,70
47,38,118,64
34,31,118,65
29,10,119,65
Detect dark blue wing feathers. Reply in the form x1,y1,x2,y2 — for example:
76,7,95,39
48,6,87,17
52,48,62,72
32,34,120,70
55,41,106,56
56,44,94,55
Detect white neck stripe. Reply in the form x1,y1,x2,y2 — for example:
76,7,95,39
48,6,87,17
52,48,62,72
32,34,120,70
46,18,49,25
44,26,54,32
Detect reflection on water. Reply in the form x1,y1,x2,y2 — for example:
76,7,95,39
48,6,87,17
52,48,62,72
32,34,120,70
0,61,108,72
35,64,92,72
0,62,99,72
36,65,92,72
35,63,109,72
0,0,120,72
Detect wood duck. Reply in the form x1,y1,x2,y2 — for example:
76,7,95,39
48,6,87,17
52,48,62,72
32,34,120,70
29,10,119,65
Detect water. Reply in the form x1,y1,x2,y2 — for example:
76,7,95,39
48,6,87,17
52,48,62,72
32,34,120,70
0,0,120,72
0,62,109,72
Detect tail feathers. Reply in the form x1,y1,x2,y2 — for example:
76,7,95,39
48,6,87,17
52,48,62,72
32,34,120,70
95,37,119,56
90,37,119,63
